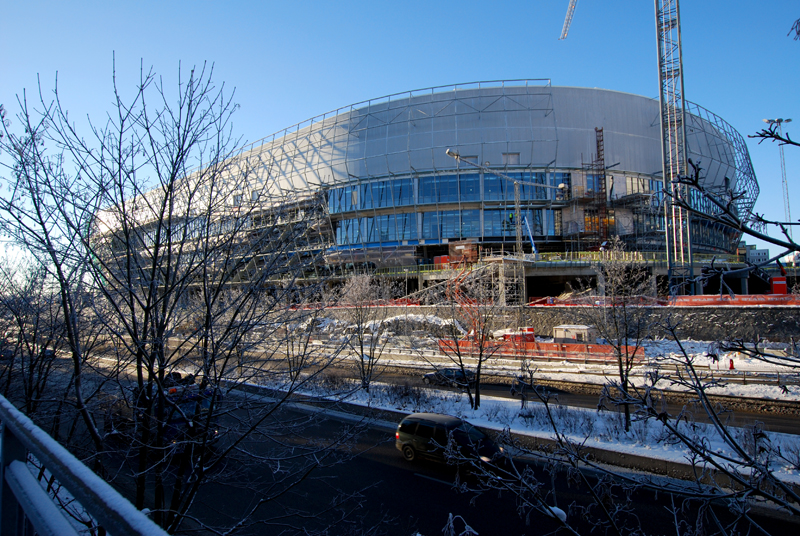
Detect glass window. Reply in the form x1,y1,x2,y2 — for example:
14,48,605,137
440,211,460,239
327,189,339,214
393,178,414,207
422,212,440,239
416,423,434,439
484,209,515,238
484,174,511,201
372,180,393,209
460,209,481,238
419,176,437,205
438,175,458,203
396,213,417,240
459,174,480,202
432,426,447,446
336,218,358,245
586,174,596,193
359,183,373,210
399,421,417,434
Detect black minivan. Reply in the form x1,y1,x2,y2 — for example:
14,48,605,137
395,413,503,464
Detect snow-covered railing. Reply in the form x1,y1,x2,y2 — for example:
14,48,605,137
0,395,168,536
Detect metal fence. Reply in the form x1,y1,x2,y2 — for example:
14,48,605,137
0,395,167,536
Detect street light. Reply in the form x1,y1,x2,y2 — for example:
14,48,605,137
763,118,793,239
445,148,567,257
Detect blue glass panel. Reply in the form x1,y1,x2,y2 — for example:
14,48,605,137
460,209,480,237
419,176,437,205
440,210,461,239
393,178,414,207
438,175,458,203
396,213,417,239
372,180,393,209
359,183,372,210
422,212,440,239
483,210,501,237
483,209,517,237
459,174,480,202
484,173,513,201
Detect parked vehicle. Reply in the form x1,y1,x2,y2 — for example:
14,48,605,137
422,368,476,388
117,373,220,451
395,413,503,464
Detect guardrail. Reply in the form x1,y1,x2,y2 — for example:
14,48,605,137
0,395,168,536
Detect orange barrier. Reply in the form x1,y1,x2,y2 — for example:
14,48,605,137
529,294,800,307
670,294,800,306
438,339,644,362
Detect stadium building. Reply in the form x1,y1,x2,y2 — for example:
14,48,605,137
220,81,760,297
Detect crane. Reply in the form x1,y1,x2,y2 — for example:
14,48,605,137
763,118,793,240
559,0,579,40
557,0,694,294
655,0,694,295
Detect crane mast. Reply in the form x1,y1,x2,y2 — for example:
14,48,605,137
559,0,579,40
655,0,694,295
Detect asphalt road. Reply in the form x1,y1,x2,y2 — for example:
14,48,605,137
189,403,800,535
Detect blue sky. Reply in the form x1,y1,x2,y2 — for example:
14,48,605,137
2,1,797,255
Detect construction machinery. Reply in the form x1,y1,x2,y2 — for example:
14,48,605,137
560,0,695,294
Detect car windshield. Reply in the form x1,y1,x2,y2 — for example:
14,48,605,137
446,421,487,446
457,422,485,442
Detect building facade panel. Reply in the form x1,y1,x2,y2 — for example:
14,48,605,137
232,82,757,264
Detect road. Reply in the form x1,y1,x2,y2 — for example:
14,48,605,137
189,403,800,535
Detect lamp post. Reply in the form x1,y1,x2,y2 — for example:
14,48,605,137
445,149,567,308
445,149,567,260
763,118,793,239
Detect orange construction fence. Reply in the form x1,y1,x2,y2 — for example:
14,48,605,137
669,294,800,307
438,339,644,362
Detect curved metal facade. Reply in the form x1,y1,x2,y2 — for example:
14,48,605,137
237,81,757,261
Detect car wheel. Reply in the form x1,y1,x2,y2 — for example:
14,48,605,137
423,377,431,385
402,444,416,462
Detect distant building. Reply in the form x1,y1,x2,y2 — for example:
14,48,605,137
738,242,770,265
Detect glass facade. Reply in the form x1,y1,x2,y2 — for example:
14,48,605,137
328,172,569,246
236,83,757,258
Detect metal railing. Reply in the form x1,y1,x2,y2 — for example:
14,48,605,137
0,395,168,536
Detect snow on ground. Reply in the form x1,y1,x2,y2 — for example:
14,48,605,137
264,314,800,484
277,374,800,487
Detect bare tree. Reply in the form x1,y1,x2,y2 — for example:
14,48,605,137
1,62,372,534
0,85,111,460
790,17,800,40
335,273,396,392
438,266,506,410
568,238,656,431
0,262,66,413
